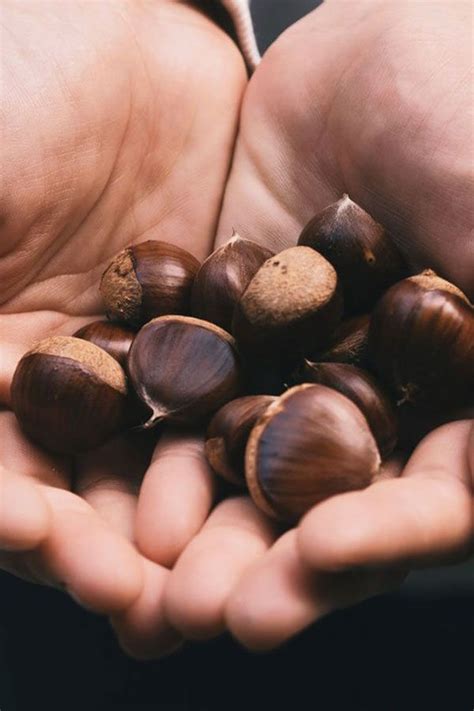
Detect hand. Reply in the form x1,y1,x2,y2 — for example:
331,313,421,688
151,0,473,652
0,0,245,657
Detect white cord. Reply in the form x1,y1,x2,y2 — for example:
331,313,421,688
220,0,261,69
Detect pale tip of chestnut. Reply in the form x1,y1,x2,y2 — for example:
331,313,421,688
233,246,343,356
100,249,142,325
28,336,127,394
100,240,200,326
407,269,471,304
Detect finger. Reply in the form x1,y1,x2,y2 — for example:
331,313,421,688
87,436,186,659
298,420,473,572
163,496,277,640
110,558,183,661
74,429,155,541
0,468,51,551
135,431,216,567
34,486,143,614
0,410,71,488
226,530,404,652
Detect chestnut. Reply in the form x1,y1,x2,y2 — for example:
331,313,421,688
191,233,274,332
205,395,276,486
73,320,135,368
298,195,406,314
369,270,474,410
11,336,128,454
297,361,397,457
127,315,242,427
245,384,381,524
232,246,343,358
310,313,370,367
100,240,200,326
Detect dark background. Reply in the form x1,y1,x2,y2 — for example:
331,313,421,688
1,2,473,709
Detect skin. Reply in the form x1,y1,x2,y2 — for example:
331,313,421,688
0,0,245,655
160,0,474,654
1,0,473,658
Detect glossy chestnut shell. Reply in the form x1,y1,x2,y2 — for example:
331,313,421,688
298,195,406,314
11,336,128,454
127,315,242,427
205,395,276,485
369,272,474,410
246,384,381,523
192,234,274,332
100,240,200,326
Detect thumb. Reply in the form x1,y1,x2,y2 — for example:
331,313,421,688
298,420,474,572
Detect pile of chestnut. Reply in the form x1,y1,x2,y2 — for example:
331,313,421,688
11,196,474,524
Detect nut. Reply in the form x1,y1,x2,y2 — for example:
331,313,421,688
232,246,343,358
369,270,474,409
298,195,406,313
205,395,276,486
191,233,274,332
311,313,371,367
245,384,381,523
11,336,128,454
100,240,200,326
73,320,135,368
297,361,398,457
127,315,242,427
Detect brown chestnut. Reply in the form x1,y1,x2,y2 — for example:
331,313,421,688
127,315,242,427
233,246,343,357
11,336,128,454
246,384,381,524
191,233,274,332
100,240,200,326
311,313,370,367
73,320,135,368
298,195,406,314
205,395,276,486
369,270,474,410
297,361,397,457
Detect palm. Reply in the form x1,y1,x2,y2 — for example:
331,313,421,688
154,0,473,652
2,0,472,659
218,0,473,297
0,0,244,639
0,0,244,393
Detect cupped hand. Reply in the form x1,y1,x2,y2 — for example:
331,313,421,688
152,0,473,652
0,0,246,658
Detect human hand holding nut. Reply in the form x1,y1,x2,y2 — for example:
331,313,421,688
1,0,473,662
9,178,473,650
141,0,474,654
0,0,245,658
